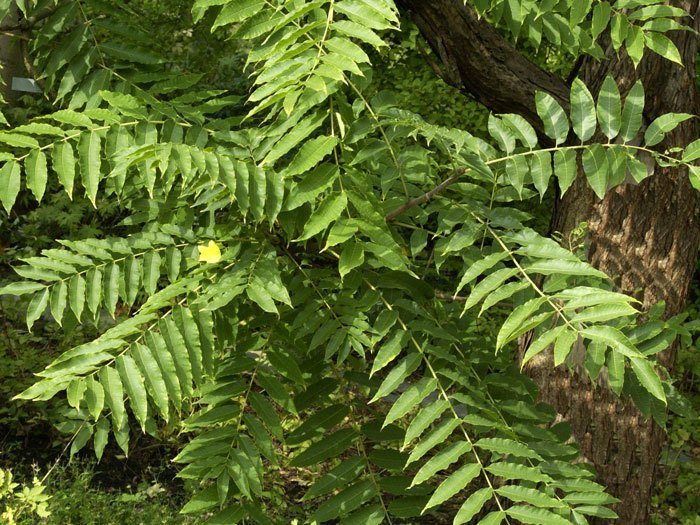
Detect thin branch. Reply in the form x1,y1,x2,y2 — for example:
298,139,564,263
20,37,46,96
385,167,465,221
434,290,467,302
566,54,586,85
384,142,684,222
416,39,459,87
0,30,28,39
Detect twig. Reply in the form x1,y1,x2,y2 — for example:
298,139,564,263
566,55,585,85
416,39,458,87
0,30,29,39
384,167,466,221
434,290,467,302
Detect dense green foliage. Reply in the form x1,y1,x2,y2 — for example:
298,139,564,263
0,0,699,523
12,462,190,525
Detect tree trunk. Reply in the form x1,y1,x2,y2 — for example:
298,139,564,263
400,1,700,522
0,5,27,106
534,2,700,522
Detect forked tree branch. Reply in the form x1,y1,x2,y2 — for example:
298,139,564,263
397,0,570,137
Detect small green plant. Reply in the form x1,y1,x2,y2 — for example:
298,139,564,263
0,468,51,525
9,462,192,525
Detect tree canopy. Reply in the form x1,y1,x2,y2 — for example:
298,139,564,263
0,0,698,523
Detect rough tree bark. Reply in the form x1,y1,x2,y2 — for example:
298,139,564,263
397,0,569,138
399,0,700,522
539,2,700,522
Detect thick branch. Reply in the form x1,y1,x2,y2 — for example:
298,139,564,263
398,0,569,136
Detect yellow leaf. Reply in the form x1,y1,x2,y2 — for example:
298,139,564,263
198,241,222,264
